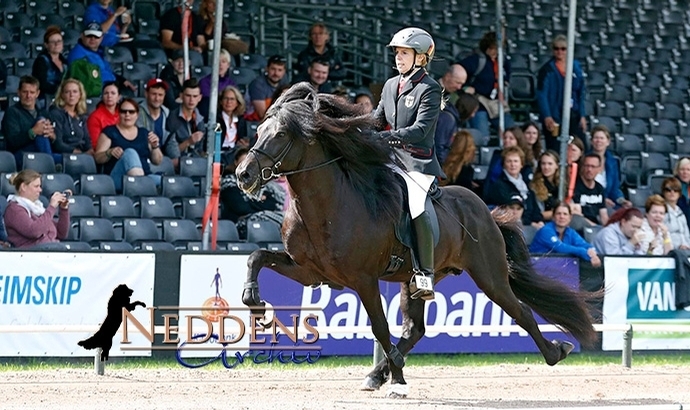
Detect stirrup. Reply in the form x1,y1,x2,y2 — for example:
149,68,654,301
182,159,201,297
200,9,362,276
409,271,435,301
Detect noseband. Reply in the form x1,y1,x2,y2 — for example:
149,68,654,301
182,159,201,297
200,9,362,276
249,136,342,181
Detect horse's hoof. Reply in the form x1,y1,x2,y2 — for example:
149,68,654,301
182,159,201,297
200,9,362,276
360,376,381,391
386,383,409,398
560,340,575,356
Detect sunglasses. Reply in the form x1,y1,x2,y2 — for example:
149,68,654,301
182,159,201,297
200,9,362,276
120,109,137,115
553,47,567,51
664,187,680,193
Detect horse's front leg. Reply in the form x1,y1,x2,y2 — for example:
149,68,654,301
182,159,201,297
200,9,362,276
241,249,320,316
356,280,409,398
361,280,426,391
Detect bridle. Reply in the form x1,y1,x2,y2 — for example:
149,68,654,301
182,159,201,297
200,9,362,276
248,133,342,182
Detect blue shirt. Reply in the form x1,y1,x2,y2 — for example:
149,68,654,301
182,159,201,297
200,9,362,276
529,221,594,261
84,2,120,48
67,41,116,83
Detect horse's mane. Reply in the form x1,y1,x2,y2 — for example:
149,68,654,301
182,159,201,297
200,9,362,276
266,83,402,222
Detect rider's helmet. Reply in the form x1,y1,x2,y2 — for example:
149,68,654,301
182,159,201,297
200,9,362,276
387,27,435,64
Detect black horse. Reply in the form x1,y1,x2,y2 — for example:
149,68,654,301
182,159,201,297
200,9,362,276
236,82,600,397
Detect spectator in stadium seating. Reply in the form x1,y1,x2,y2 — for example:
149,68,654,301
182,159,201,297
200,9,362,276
530,150,560,221
160,49,188,110
661,177,690,250
87,81,120,148
483,126,533,198
137,78,178,165
159,0,206,58
4,169,70,249
440,130,476,190
0,199,9,248
48,79,93,157
67,23,135,98
438,64,467,103
522,121,542,170
198,49,236,118
458,31,514,138
566,136,584,183
246,55,289,121
296,58,334,94
435,64,468,164
529,201,601,267
572,153,608,226
166,78,206,164
217,85,248,168
32,26,68,99
455,92,480,124
354,92,374,114
673,157,690,230
1,76,57,167
593,207,645,255
484,146,543,229
83,0,132,48
95,98,162,191
536,34,587,153
588,124,631,209
296,23,345,82
639,194,673,255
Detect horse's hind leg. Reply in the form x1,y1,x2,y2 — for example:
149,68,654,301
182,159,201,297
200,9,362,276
465,258,566,366
362,281,426,391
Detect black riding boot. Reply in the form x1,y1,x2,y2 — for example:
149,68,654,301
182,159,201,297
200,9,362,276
410,211,435,300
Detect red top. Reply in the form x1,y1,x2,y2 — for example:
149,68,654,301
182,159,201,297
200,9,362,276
87,103,119,148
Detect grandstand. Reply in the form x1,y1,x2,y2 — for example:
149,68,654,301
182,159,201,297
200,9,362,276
0,0,688,248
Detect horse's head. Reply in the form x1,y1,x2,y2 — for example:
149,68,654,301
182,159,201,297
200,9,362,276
236,83,320,195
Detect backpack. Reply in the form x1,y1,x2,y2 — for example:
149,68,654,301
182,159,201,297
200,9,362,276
67,59,102,98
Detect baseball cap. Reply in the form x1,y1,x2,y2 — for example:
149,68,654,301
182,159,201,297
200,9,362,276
267,55,287,65
145,78,169,91
83,22,103,38
171,49,185,61
507,195,525,208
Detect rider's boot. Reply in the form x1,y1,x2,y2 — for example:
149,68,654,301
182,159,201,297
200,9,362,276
409,211,435,300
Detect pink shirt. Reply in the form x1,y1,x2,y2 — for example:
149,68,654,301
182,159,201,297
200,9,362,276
4,202,70,249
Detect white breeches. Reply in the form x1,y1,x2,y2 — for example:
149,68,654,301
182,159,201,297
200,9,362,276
390,164,435,219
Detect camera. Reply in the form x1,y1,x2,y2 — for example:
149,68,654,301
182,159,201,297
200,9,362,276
62,190,72,198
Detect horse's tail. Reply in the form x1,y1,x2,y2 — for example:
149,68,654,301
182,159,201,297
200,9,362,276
491,210,600,348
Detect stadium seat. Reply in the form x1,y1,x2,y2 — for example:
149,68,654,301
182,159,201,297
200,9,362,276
624,102,653,120
675,137,690,156
163,219,201,248
656,103,686,121
0,151,17,173
650,119,678,137
140,196,177,223
179,157,208,179
19,27,44,46
647,174,672,194
123,218,161,245
149,156,175,176
80,174,116,198
226,242,261,253
100,195,137,221
640,152,670,185
122,175,159,200
213,219,240,244
139,241,175,251
181,197,206,222
582,225,602,244
614,134,644,157
79,218,117,246
136,47,168,72
63,154,97,179
620,118,649,135
41,173,75,197
36,13,66,29
161,176,198,204
627,186,652,208
590,116,619,135
659,87,687,105
228,67,258,87
67,195,98,219
246,218,282,246
13,58,33,77
105,46,134,66
597,100,624,118
240,53,267,70
99,241,134,252
60,241,93,251
644,135,675,154
620,155,641,186
22,152,55,174
3,13,34,34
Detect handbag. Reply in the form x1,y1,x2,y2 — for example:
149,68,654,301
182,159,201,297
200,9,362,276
476,94,511,120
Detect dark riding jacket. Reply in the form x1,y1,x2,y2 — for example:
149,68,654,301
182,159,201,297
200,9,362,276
374,68,445,178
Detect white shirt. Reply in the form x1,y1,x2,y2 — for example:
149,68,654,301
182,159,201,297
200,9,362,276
221,111,238,148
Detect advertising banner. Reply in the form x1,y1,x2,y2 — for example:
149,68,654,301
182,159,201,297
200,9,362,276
0,253,155,356
602,256,690,351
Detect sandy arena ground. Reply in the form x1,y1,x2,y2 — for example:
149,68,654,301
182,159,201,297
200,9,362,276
1,363,689,409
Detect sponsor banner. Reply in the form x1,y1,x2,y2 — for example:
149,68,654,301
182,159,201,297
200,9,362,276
257,256,581,355
0,253,155,356
177,255,251,358
602,257,690,351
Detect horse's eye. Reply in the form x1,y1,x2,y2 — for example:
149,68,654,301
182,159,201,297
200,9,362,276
276,131,286,139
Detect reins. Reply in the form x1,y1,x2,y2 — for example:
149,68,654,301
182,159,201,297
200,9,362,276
249,139,343,181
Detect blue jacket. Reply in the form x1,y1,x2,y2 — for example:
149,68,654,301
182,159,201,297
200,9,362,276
84,3,121,48
458,52,511,99
434,101,460,165
67,40,116,83
529,221,594,261
589,149,624,203
536,58,586,123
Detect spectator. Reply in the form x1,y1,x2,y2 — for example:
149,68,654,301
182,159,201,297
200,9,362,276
199,0,226,43
1,76,56,167
354,92,374,114
137,78,178,164
66,22,135,98
31,26,68,99
160,49,188,110
522,121,542,169
566,136,584,184
530,150,560,221
198,49,236,117
484,146,543,229
94,98,162,191
588,124,631,209
87,81,120,148
4,170,70,249
661,177,690,250
537,34,587,152
48,79,93,157
296,23,345,82
440,130,476,190
296,58,334,93
483,126,533,198
593,207,645,255
455,92,480,124
435,64,468,164
438,64,467,103
83,0,132,48
639,194,673,255
673,157,690,230
159,0,206,58
572,153,608,226
166,78,206,165
246,55,289,121
529,201,601,267
0,198,9,248
217,85,248,168
458,31,514,137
